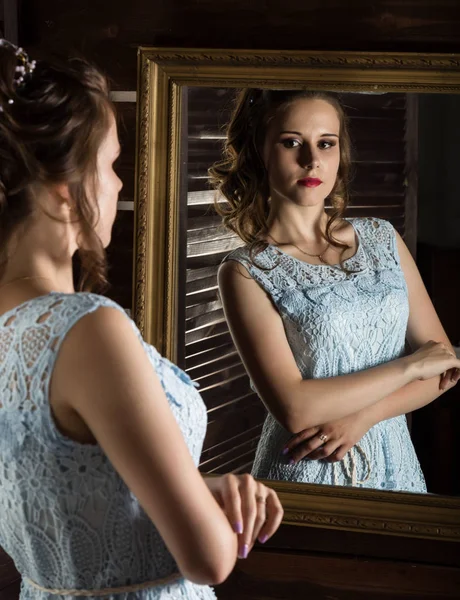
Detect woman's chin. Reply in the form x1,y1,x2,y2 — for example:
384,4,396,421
271,188,329,209
291,192,326,208
102,235,112,249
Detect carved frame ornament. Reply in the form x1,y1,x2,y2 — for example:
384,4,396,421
134,48,460,541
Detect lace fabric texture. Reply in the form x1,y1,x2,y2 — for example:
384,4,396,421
0,292,216,600
226,218,427,493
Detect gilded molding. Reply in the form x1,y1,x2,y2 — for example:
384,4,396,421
139,49,460,71
267,480,460,541
133,52,151,337
163,83,181,360
133,48,460,540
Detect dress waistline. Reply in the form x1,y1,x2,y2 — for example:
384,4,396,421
24,573,182,597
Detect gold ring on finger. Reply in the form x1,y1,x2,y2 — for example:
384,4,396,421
255,495,266,504
319,433,328,443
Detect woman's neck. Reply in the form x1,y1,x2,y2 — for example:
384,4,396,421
3,224,76,295
1,253,75,296
266,204,331,246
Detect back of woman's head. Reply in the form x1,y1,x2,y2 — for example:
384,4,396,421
209,89,352,248
0,40,114,290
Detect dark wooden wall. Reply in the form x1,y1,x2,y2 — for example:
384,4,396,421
216,523,460,600
1,0,18,43
0,3,459,599
21,0,460,90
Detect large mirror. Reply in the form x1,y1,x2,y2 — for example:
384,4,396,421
134,49,460,541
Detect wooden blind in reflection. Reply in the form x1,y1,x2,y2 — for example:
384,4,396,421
185,88,415,474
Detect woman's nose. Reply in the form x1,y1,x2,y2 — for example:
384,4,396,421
299,146,319,170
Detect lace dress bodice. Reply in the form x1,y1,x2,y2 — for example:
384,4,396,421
0,292,216,600
226,218,426,492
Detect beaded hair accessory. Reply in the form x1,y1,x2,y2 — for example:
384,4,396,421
0,38,37,111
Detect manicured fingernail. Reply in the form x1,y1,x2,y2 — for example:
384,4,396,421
258,534,268,544
239,544,249,559
282,447,289,455
233,522,243,534
289,458,295,465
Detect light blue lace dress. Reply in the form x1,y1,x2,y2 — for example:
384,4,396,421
0,292,217,600
226,217,427,493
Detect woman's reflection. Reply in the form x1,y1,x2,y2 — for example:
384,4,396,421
210,89,460,492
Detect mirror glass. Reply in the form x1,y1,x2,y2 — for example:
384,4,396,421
178,87,460,496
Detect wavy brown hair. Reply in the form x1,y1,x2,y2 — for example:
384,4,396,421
0,45,115,291
209,89,353,265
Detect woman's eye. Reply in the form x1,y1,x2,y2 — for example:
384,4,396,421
319,140,336,149
282,139,301,149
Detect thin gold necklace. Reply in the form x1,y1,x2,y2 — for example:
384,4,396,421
267,234,331,265
0,276,55,294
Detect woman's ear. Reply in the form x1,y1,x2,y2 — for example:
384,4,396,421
47,182,75,215
34,182,75,223
52,182,72,203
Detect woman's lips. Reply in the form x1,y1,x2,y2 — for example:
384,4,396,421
297,178,322,188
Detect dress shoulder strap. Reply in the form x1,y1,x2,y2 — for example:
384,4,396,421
350,217,401,269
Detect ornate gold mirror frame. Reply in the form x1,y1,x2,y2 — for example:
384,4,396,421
133,48,460,542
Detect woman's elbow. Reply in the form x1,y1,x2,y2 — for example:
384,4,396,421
179,536,237,585
267,386,317,434
280,407,317,434
183,562,233,586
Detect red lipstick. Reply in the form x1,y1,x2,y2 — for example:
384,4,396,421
297,178,322,188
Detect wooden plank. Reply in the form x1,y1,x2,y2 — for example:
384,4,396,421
216,550,460,600
187,225,234,244
193,362,247,391
201,423,262,457
205,410,264,451
187,237,244,257
186,265,219,283
23,2,460,92
186,331,233,357
202,446,259,474
185,306,225,331
3,0,18,44
187,252,231,269
200,432,262,469
188,88,407,113
185,320,229,345
186,299,221,320
201,373,255,409
206,393,263,424
0,581,20,600
186,342,236,370
186,349,241,381
105,210,134,310
186,287,220,308
0,548,18,591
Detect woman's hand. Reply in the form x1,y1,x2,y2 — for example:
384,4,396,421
205,474,283,559
406,341,460,384
282,411,373,465
440,367,460,391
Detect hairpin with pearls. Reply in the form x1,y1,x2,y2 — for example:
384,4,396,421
0,39,37,112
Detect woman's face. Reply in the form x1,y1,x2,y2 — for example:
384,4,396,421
93,113,123,247
262,98,341,209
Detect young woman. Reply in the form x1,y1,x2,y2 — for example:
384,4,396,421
0,42,283,600
212,89,460,492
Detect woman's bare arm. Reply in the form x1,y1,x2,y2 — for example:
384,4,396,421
218,257,459,434
349,231,458,426
51,307,238,585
